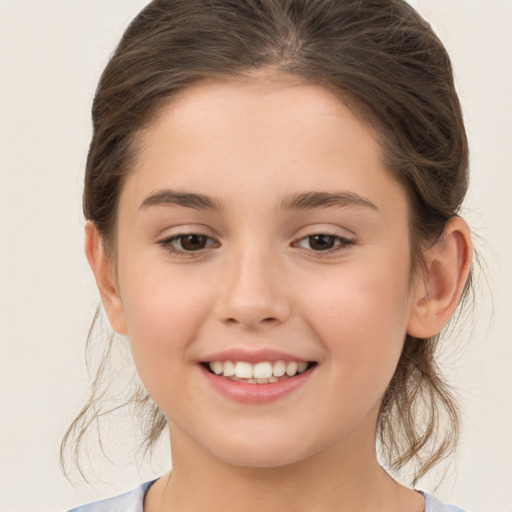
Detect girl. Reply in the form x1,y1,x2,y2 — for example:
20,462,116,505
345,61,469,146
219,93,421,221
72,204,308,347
64,0,473,510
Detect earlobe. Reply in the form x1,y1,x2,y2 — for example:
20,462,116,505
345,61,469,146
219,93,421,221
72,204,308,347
84,221,128,335
407,217,472,339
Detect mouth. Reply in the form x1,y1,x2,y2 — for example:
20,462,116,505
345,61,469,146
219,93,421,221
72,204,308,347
200,360,318,384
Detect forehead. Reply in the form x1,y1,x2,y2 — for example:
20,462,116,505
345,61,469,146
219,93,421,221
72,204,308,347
123,71,406,218
149,72,376,145
157,72,355,123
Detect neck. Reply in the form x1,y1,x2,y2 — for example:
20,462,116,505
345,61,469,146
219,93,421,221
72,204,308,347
146,426,418,512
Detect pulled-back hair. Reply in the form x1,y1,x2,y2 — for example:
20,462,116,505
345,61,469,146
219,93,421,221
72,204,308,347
62,0,472,484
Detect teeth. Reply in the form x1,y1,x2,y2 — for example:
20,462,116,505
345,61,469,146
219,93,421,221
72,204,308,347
208,360,311,381
235,361,253,379
253,362,272,379
223,360,235,377
272,360,286,377
211,361,223,375
285,362,298,376
297,362,308,374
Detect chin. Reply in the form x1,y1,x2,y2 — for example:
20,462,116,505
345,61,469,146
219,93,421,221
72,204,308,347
216,447,306,469
201,428,317,469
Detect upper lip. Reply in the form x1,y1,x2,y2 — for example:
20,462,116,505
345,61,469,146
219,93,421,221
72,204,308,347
200,348,314,364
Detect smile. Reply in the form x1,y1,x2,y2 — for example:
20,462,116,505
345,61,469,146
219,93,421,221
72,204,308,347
204,360,315,383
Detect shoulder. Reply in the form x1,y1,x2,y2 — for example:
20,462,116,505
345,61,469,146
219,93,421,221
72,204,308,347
423,492,468,512
67,480,156,512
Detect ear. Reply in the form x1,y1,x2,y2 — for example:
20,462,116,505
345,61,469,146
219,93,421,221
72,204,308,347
407,217,472,339
84,221,127,335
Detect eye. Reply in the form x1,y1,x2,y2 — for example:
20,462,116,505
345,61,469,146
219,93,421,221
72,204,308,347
159,233,218,254
295,234,353,252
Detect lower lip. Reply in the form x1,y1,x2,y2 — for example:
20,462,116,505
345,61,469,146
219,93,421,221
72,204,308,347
200,365,315,404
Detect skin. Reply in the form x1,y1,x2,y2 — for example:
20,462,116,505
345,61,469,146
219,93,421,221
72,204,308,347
86,70,472,512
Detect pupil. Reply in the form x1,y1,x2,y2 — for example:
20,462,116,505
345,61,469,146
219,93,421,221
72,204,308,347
181,234,206,250
309,235,335,251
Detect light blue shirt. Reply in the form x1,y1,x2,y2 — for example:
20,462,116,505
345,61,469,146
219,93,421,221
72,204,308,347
68,480,467,512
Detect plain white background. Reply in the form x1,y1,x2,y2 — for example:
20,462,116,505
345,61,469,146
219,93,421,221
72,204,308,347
0,1,511,511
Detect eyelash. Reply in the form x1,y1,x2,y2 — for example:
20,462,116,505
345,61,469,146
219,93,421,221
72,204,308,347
158,234,218,256
157,233,355,256
293,234,355,255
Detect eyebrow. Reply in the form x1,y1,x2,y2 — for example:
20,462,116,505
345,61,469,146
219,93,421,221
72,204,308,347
280,191,378,211
140,190,224,211
139,189,378,212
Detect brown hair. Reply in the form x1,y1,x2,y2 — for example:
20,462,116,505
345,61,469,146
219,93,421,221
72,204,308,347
62,0,472,484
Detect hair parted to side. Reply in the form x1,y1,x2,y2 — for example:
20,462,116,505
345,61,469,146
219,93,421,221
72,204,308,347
62,0,472,485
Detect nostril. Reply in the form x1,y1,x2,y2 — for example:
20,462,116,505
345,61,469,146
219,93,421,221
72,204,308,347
223,316,279,327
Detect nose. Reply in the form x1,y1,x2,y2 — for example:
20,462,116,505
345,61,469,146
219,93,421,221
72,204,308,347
214,247,291,329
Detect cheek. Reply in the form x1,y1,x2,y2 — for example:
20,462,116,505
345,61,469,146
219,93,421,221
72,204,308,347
117,258,213,392
299,253,412,398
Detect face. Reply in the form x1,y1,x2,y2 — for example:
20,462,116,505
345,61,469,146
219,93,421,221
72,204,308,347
109,72,422,468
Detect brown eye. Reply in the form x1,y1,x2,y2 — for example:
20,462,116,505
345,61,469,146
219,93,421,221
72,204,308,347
179,234,209,251
159,233,217,254
307,234,337,251
294,233,354,253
